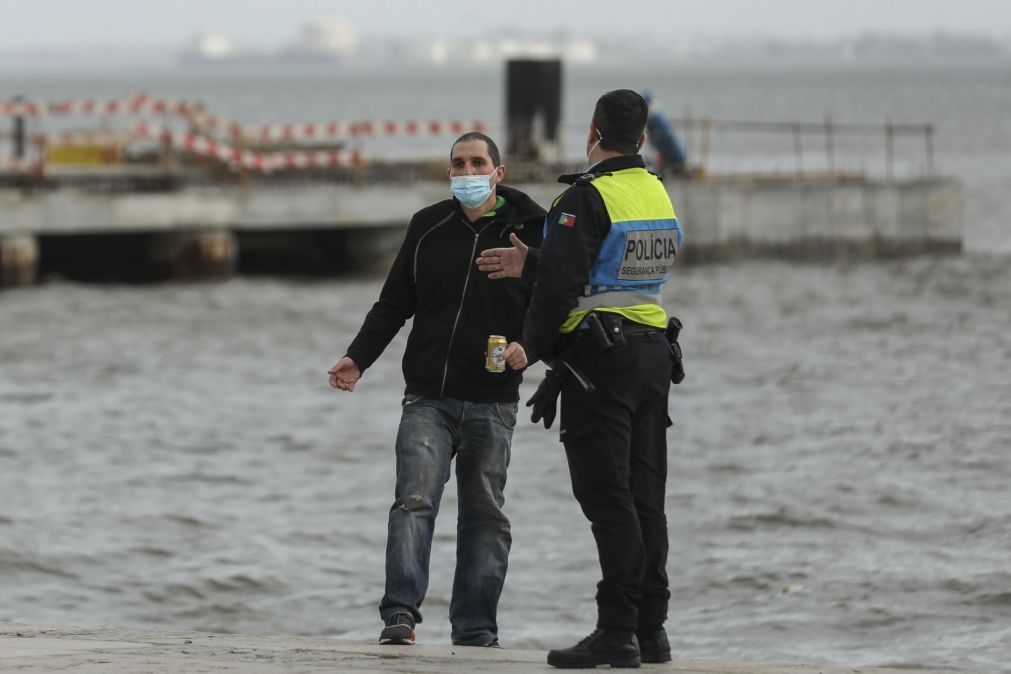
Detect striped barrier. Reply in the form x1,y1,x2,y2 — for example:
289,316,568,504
2,93,481,172
200,118,486,142
0,94,195,118
0,156,43,173
1,94,485,142
132,123,361,172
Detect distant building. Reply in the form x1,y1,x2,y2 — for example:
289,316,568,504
391,33,598,66
281,18,357,61
188,34,236,61
472,34,598,64
179,18,357,68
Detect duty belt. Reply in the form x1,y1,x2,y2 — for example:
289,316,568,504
563,312,662,351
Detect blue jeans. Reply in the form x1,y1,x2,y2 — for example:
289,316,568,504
379,395,516,644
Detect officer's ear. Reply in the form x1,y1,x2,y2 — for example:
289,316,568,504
636,132,646,152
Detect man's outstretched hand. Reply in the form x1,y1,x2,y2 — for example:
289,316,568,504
476,232,527,279
328,356,362,392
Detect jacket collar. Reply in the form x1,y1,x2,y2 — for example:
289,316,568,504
480,184,547,224
558,154,647,185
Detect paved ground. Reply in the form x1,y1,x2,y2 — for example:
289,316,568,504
0,623,961,673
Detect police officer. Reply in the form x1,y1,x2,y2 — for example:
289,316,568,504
516,89,683,668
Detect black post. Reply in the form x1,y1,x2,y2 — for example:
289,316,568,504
505,59,562,162
12,95,26,159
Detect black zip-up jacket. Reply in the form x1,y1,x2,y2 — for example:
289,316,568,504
345,184,546,403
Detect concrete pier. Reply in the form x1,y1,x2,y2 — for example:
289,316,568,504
0,623,965,673
0,174,963,287
665,175,963,261
0,233,38,288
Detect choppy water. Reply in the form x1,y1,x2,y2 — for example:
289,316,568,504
2,255,1009,672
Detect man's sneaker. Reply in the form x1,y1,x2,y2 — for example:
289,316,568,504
636,627,671,664
547,628,640,669
379,612,416,645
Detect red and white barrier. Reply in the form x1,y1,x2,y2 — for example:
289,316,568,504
209,119,486,142
2,93,484,172
1,93,485,142
132,122,361,173
0,94,195,118
0,156,42,173
0,101,43,117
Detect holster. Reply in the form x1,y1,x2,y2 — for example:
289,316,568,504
584,312,628,351
666,316,686,384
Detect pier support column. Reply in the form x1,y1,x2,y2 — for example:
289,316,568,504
151,229,237,281
0,234,39,288
341,225,405,276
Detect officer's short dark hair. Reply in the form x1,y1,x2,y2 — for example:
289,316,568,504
592,89,648,154
451,132,501,167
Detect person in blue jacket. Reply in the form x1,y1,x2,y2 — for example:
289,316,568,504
642,89,689,178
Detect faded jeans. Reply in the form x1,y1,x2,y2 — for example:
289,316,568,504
379,395,516,644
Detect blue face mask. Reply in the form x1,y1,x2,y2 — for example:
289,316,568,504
450,173,495,209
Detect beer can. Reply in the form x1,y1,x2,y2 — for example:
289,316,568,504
486,335,507,373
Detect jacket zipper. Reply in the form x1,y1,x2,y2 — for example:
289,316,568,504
439,223,483,398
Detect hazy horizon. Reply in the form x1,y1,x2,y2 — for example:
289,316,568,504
3,0,1011,51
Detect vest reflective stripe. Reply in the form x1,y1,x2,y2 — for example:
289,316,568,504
560,167,680,333
573,290,657,312
560,304,668,333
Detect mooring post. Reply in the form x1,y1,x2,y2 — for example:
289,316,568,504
0,234,39,288
11,94,26,161
150,229,237,280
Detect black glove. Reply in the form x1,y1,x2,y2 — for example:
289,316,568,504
526,368,563,429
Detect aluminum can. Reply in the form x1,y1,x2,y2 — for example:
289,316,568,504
486,335,507,373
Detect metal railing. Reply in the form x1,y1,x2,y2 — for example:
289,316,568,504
669,115,935,180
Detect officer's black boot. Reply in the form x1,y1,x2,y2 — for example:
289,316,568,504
546,628,640,669
636,627,671,664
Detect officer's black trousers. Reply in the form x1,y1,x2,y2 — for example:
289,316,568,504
558,329,673,632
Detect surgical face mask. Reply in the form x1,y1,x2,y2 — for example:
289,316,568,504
450,173,495,209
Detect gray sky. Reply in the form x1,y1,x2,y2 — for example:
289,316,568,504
3,0,1009,48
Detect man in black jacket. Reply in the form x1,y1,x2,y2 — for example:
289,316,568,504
328,132,545,647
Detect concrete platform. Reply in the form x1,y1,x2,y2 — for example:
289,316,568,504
0,623,962,673
0,175,964,287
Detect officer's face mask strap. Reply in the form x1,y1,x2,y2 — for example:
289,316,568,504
586,130,602,163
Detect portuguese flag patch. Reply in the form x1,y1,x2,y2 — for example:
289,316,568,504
559,212,576,228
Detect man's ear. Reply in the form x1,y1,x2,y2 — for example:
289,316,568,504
494,165,506,183
636,132,646,152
